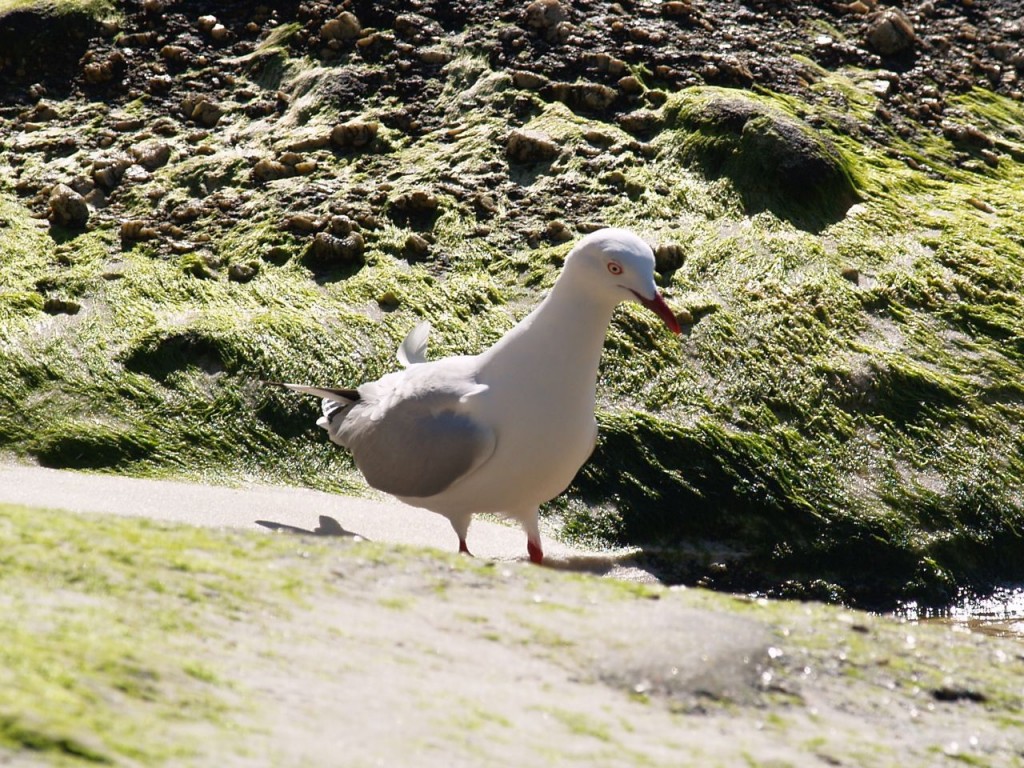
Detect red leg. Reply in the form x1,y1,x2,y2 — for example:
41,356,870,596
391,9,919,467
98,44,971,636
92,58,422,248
459,538,473,557
527,538,543,565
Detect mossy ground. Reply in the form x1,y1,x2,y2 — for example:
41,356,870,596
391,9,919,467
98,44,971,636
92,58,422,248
1,2,1023,607
2,501,1022,767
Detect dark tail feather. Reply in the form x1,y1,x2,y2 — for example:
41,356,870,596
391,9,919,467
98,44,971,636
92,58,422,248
266,381,361,403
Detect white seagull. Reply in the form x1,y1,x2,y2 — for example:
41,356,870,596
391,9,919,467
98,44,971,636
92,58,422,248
281,228,680,564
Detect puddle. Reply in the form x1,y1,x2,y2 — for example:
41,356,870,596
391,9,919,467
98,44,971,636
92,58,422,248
899,586,1024,639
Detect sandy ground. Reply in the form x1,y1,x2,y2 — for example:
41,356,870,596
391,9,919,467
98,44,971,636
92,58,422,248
0,461,655,581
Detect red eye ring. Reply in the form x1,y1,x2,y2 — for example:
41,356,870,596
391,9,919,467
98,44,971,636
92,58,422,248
607,261,623,275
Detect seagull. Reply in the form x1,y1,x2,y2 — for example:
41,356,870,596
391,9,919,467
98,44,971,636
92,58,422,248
280,228,680,564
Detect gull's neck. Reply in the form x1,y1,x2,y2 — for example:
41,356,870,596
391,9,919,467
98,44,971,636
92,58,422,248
479,273,617,400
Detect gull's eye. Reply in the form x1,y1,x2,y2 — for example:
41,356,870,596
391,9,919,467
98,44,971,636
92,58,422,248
607,261,623,275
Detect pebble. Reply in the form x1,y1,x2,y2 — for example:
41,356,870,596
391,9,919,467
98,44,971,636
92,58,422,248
228,262,260,283
48,184,89,229
43,298,82,315
330,119,378,150
306,232,366,267
120,220,159,242
404,233,431,260
506,128,559,163
321,12,362,42
654,243,686,273
865,8,916,56
130,140,171,170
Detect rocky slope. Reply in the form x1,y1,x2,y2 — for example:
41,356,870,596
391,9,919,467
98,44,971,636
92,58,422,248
1,0,1023,606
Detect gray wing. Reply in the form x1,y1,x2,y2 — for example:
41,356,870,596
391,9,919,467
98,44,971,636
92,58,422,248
337,367,494,499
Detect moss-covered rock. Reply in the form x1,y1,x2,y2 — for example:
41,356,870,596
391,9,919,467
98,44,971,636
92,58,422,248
662,89,860,230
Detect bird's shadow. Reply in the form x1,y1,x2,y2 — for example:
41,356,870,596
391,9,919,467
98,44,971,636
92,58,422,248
256,515,369,539
540,551,654,579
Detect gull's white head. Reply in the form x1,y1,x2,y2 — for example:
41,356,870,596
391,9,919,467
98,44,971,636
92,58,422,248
563,228,681,334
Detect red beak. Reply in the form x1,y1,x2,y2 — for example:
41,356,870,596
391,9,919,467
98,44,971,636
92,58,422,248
631,290,682,334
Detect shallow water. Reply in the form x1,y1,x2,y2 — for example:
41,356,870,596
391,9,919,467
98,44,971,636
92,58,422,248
901,586,1024,639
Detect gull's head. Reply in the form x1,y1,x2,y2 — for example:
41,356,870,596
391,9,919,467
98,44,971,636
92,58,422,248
564,228,681,334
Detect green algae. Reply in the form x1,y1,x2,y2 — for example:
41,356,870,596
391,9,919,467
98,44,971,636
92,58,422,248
2,20,1024,607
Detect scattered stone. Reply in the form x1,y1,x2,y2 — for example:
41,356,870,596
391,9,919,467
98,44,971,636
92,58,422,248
48,184,89,229
122,165,151,185
524,0,567,34
654,243,686,273
420,47,452,66
392,189,439,214
252,158,290,183
42,298,81,315
506,128,559,163
618,109,665,136
120,219,159,242
328,215,356,236
618,75,644,96
545,220,573,242
305,232,366,267
282,214,322,233
591,52,627,76
330,119,378,150
197,14,218,34
666,93,860,227
83,50,126,85
546,81,617,112
228,262,260,283
511,70,549,90
181,96,224,127
966,196,994,213
92,155,132,191
840,266,861,284
160,44,191,65
865,8,916,56
321,12,362,41
170,200,204,224
404,233,431,260
130,140,171,170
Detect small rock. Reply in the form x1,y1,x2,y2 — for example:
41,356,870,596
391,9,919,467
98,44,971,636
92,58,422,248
840,266,860,284
197,14,218,34
546,81,617,112
654,243,686,273
618,109,664,136
511,70,549,90
618,75,644,95
545,220,573,242
330,119,378,150
282,214,322,233
182,96,224,127
130,140,171,170
228,262,260,283
48,184,89,229
160,44,191,65
43,298,81,315
170,200,204,223
404,233,431,260
122,165,151,184
661,1,694,16
210,24,230,42
305,232,365,267
253,158,291,182
506,128,559,163
321,12,361,41
392,189,438,213
120,220,159,242
420,47,453,65
865,8,916,56
524,0,567,32
328,215,355,236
